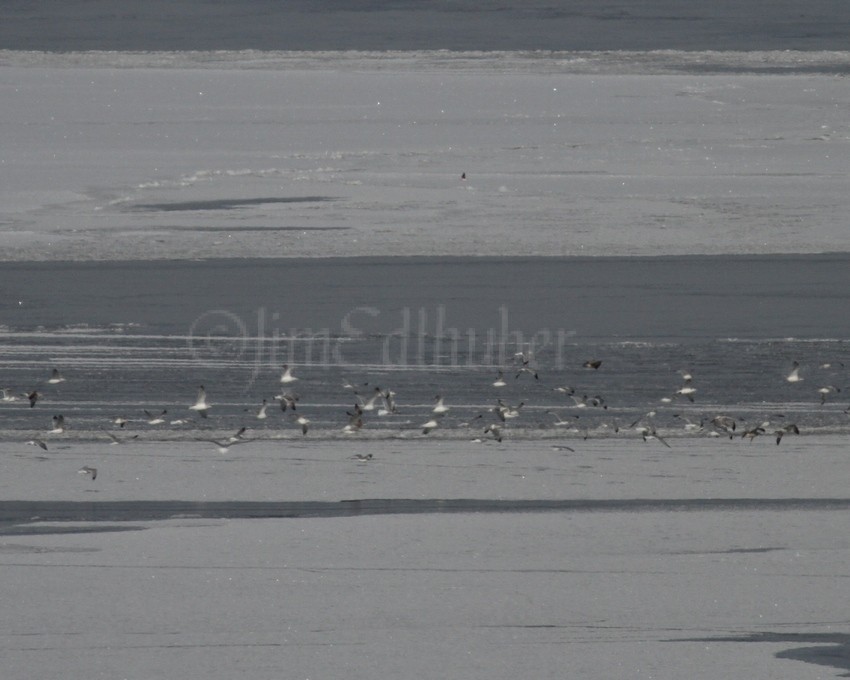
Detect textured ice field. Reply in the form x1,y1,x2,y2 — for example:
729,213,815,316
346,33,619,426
2,50,850,260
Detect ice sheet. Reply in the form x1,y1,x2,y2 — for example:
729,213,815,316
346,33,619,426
1,437,848,679
2,51,850,260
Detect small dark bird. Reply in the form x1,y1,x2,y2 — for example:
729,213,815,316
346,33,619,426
741,425,766,442
277,392,299,412
515,363,539,380
294,414,310,435
49,414,65,433
639,426,671,448
104,431,139,445
775,423,800,445
484,424,503,442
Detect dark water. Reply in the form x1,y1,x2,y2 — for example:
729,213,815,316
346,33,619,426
1,255,848,439
4,498,850,534
1,1,849,52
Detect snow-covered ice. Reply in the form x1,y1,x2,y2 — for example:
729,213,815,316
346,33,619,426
2,51,850,260
2,437,850,679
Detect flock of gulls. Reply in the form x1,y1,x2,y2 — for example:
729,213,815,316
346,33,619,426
5,353,848,483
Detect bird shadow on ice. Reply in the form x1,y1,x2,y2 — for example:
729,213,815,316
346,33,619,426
673,632,850,676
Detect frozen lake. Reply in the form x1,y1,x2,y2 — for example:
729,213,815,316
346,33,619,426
2,253,850,679
2,47,850,678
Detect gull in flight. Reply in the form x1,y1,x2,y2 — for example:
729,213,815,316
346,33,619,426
343,409,363,434
709,415,737,438
513,353,539,380
572,394,607,410
432,396,450,414
0,388,18,402
817,385,841,404
280,364,298,384
112,416,127,428
294,414,310,435
77,466,97,481
144,409,167,425
350,453,373,461
26,390,41,408
786,361,803,383
378,389,397,415
630,411,656,429
494,399,524,421
675,369,696,402
546,411,579,428
420,414,443,435
492,371,507,388
104,431,139,445
775,423,800,445
27,438,48,451
515,364,539,380
583,359,602,370
276,392,299,412
197,427,249,453
188,386,210,418
48,368,66,384
637,425,671,448
356,387,383,411
741,424,767,442
256,399,268,420
49,414,65,434
672,414,704,433
483,423,503,442
675,385,697,402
